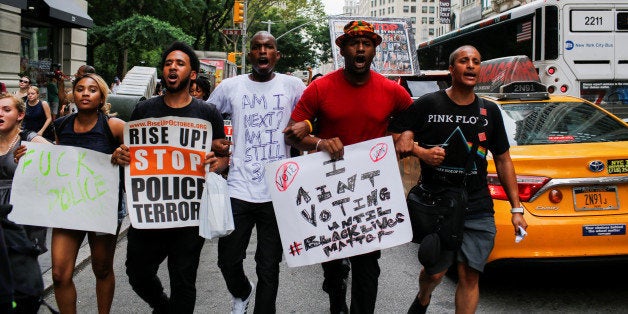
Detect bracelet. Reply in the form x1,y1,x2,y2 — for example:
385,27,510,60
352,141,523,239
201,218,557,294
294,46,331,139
315,138,324,151
510,207,524,214
304,119,313,133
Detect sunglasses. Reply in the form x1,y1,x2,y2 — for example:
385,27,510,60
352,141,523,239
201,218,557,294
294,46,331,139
19,80,30,83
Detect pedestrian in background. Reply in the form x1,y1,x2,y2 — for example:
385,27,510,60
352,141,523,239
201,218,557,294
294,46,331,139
189,75,212,101
113,41,225,314
14,76,31,101
207,31,307,314
283,20,413,314
23,86,53,142
110,77,121,95
389,45,527,314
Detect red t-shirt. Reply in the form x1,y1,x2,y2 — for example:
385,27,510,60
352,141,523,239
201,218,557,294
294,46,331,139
291,69,413,145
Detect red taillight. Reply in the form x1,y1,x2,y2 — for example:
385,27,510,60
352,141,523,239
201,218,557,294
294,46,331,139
487,174,551,202
547,67,556,75
547,85,555,93
560,85,568,93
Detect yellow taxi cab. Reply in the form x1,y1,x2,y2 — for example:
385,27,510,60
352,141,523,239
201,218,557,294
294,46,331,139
477,57,628,263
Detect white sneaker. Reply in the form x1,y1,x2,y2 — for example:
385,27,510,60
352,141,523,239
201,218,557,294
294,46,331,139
231,280,255,314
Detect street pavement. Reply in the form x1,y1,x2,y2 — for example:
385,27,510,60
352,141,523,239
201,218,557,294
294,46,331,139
38,216,453,313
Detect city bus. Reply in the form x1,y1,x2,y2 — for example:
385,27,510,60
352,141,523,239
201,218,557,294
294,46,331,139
417,0,628,118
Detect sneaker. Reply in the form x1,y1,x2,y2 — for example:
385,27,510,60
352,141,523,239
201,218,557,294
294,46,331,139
231,280,255,314
407,295,430,314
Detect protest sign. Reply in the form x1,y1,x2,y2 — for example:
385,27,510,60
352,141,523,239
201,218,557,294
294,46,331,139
265,136,412,267
125,116,212,229
10,142,119,234
329,16,419,76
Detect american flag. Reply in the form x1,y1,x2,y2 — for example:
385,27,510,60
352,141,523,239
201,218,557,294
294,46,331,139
517,21,532,43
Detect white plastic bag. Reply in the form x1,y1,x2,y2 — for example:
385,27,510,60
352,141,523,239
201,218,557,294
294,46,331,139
199,172,234,239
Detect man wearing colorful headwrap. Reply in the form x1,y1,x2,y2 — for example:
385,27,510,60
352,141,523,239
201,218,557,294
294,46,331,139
284,20,413,313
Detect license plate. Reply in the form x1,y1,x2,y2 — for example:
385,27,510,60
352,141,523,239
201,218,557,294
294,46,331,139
573,186,619,211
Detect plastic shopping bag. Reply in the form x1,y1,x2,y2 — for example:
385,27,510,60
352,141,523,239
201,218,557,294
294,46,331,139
199,172,234,239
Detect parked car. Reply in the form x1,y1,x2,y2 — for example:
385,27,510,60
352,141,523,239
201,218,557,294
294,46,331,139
482,81,628,263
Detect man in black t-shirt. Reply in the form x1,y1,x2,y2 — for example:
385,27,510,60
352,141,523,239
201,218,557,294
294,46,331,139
389,45,527,314
113,41,225,314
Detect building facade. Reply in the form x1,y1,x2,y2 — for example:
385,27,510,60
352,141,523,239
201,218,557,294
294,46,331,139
0,0,92,93
341,0,534,48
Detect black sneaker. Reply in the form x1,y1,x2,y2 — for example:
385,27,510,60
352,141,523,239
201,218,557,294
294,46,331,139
407,295,430,314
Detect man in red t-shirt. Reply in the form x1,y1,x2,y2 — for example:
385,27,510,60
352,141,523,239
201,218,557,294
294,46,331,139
284,20,413,314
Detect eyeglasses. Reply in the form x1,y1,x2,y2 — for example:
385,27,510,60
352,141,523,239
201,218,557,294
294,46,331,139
19,80,30,84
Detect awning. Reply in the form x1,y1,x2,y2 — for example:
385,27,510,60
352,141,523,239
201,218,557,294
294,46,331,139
43,0,93,28
0,0,26,9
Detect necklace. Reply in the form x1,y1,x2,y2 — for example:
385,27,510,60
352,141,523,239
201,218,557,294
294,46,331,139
0,134,20,156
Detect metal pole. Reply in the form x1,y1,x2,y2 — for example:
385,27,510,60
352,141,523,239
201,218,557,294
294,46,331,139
241,0,247,75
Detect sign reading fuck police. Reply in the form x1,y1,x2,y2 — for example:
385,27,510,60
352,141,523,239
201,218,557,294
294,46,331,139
125,117,212,229
10,142,119,234
265,136,412,267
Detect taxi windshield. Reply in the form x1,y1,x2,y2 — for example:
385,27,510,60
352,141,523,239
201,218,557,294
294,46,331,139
499,101,628,145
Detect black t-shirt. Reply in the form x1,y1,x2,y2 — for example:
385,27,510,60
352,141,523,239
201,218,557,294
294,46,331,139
389,90,510,216
131,96,225,140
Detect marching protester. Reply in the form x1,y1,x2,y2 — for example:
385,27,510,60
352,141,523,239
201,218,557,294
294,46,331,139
0,93,50,313
388,45,528,313
112,41,226,314
206,31,307,314
59,65,96,117
14,73,127,314
283,20,413,314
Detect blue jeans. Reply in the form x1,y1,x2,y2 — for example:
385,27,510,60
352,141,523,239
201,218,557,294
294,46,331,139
125,226,205,314
217,198,283,314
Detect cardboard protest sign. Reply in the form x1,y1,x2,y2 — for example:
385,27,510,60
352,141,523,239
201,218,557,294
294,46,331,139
125,116,212,229
265,136,412,267
10,142,119,234
329,16,419,76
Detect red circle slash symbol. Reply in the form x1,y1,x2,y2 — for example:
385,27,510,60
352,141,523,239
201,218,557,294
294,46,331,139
369,143,388,162
275,161,299,191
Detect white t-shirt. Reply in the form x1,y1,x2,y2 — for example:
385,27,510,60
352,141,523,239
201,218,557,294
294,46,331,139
207,73,305,202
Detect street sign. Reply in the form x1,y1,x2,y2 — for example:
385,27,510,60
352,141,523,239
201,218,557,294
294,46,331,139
222,28,242,36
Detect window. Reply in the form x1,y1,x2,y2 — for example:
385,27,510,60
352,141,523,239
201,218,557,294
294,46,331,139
403,5,409,12
429,17,434,24
421,17,427,24
422,6,428,13
429,28,435,35
411,17,417,24
411,6,416,13
429,6,435,13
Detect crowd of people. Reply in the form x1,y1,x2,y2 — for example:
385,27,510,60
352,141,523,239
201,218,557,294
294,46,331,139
0,20,527,314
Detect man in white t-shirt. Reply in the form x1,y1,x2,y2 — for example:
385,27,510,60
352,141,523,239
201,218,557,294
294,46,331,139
206,31,306,314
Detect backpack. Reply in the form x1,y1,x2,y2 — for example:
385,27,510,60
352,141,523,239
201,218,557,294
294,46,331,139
0,204,59,313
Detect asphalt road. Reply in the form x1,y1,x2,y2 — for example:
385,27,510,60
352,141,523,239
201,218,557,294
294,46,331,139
38,217,628,313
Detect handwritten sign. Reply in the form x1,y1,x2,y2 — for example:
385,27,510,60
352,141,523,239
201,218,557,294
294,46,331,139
10,142,119,234
265,136,412,267
125,116,212,229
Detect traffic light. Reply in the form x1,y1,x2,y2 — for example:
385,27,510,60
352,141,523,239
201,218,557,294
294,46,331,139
233,1,244,24
228,52,236,63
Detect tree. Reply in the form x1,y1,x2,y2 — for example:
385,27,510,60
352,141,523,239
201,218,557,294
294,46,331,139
87,0,333,81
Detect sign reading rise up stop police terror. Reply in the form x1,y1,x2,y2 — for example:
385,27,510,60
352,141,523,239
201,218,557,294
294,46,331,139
125,117,212,229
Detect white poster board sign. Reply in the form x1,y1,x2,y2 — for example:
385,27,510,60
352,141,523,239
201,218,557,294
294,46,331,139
265,136,412,267
125,116,212,229
10,142,119,234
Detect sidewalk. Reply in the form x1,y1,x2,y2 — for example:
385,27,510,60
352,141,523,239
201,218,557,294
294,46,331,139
38,217,132,295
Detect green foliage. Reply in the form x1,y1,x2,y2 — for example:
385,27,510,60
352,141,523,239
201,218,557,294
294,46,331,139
87,0,333,81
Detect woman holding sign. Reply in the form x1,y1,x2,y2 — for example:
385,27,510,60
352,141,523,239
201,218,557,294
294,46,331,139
15,73,126,314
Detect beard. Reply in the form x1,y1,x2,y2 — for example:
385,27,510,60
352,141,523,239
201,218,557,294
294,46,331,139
165,75,192,94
